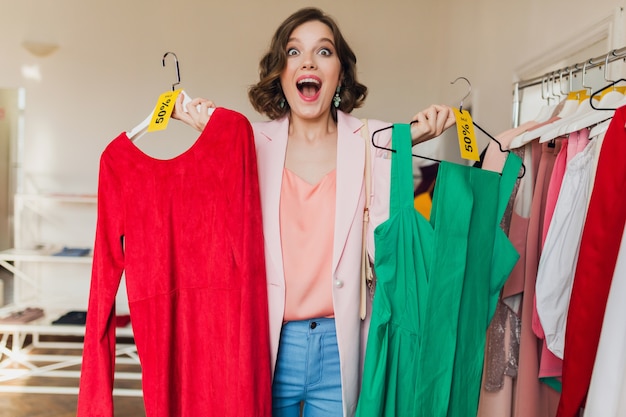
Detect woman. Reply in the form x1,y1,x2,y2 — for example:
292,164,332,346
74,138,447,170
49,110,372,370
174,7,455,417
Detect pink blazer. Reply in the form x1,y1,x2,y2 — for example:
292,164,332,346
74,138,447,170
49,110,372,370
252,110,393,416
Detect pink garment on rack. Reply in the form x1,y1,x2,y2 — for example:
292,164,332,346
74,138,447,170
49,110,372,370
533,128,591,380
529,117,561,176
478,118,561,417
500,115,556,300
572,129,591,157
501,137,541,301
481,121,538,173
532,138,568,380
477,122,535,417
514,141,560,417
539,137,568,249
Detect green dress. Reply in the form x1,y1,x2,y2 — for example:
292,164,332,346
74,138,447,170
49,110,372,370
356,124,522,417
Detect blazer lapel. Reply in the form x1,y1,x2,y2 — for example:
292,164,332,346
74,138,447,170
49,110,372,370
332,112,366,273
255,117,289,282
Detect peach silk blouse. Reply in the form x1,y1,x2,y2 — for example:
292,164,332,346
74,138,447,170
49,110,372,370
280,167,336,322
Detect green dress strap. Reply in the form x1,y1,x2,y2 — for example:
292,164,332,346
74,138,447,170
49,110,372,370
356,124,433,417
389,123,415,215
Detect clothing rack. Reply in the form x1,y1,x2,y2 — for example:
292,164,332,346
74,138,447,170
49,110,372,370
512,46,626,127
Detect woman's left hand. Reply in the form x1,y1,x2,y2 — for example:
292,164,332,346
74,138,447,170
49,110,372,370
172,94,215,132
410,104,456,145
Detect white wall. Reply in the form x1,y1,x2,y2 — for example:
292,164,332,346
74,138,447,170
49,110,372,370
438,1,626,132
2,0,625,192
1,0,625,311
0,0,446,193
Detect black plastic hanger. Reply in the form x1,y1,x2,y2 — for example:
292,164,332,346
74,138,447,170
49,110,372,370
589,50,626,111
371,77,525,178
370,122,441,163
589,79,626,110
371,117,525,178
163,51,181,91
466,111,526,179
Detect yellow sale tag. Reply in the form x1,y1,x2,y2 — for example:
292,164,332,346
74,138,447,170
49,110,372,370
453,107,480,161
148,89,182,132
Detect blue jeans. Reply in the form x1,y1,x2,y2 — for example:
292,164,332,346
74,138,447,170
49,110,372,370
272,318,343,417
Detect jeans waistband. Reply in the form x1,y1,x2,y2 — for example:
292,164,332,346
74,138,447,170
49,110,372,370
282,317,336,334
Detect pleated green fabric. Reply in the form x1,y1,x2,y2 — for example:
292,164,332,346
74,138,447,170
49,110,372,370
356,124,521,417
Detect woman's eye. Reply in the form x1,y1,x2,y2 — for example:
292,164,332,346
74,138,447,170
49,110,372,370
319,48,332,56
287,48,299,56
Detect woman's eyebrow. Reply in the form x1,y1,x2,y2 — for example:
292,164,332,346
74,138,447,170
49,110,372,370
286,37,335,45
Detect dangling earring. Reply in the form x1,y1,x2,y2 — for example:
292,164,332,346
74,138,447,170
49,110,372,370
279,97,286,109
333,85,342,108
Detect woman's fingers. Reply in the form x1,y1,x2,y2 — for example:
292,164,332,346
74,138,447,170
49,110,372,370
410,105,455,143
172,95,214,132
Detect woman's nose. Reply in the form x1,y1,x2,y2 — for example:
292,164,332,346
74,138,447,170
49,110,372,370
301,54,316,69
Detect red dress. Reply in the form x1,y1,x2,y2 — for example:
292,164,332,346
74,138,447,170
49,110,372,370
77,108,272,417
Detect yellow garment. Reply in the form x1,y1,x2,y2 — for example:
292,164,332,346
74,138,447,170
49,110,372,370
414,192,432,220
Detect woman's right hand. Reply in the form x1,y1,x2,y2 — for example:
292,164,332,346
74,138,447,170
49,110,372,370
172,93,216,132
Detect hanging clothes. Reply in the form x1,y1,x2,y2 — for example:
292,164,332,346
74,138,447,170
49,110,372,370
557,105,626,417
478,116,568,417
535,130,597,360
583,226,626,417
484,60,626,417
77,108,272,417
477,121,536,417
511,139,562,417
531,135,569,389
413,162,438,220
356,124,521,417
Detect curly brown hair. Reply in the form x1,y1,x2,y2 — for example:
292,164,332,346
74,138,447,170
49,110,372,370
248,7,368,120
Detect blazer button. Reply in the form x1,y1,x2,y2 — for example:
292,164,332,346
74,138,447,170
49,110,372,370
334,279,344,288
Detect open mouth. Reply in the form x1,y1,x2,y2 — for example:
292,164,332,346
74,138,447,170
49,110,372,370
297,77,321,100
